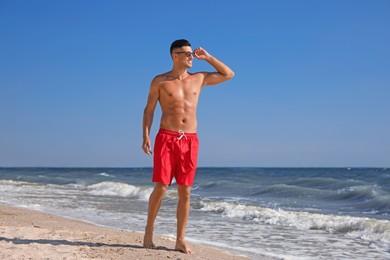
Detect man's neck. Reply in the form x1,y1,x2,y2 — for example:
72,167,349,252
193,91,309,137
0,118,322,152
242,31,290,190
170,66,189,80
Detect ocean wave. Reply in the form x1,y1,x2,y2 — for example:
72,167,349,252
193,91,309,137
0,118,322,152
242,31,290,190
356,195,390,213
250,183,329,198
0,179,154,202
250,182,388,211
98,172,115,178
287,177,364,190
198,182,220,189
87,182,152,201
193,200,390,243
0,179,41,187
330,185,382,202
326,185,390,214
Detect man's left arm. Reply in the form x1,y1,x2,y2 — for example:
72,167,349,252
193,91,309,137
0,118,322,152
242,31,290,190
193,47,234,86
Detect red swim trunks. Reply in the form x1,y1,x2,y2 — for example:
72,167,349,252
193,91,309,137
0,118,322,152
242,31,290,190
153,129,199,186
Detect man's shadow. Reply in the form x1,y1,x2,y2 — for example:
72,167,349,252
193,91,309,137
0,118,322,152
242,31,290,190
0,236,172,251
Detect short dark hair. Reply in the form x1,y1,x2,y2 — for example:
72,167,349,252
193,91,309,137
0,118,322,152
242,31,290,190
170,39,191,54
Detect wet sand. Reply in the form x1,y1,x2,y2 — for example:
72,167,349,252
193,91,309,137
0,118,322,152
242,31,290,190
0,203,252,259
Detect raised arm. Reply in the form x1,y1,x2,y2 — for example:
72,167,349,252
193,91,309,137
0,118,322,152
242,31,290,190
193,47,235,87
142,77,159,155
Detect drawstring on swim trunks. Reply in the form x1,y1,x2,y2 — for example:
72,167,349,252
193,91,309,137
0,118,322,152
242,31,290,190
178,130,187,141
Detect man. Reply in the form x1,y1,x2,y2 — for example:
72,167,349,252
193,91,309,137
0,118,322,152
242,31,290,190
142,39,234,254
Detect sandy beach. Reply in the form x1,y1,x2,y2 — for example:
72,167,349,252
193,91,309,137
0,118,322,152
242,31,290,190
0,203,253,260
2,168,389,260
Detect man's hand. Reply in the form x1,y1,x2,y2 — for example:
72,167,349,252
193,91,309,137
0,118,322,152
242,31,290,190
142,138,153,155
193,47,210,61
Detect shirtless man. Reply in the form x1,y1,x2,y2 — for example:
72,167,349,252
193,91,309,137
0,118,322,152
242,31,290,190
142,39,234,254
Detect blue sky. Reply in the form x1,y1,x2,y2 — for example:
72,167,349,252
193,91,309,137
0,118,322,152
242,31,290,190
1,0,389,167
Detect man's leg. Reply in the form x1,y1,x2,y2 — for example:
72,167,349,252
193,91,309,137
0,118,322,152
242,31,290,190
175,184,192,254
144,182,168,248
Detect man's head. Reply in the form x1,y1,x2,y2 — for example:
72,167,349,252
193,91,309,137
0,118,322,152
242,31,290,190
170,39,191,54
170,39,194,68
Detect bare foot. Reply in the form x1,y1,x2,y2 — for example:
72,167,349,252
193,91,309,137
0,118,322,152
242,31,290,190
143,232,156,249
175,239,192,254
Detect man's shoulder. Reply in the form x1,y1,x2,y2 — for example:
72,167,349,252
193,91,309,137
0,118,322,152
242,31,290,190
151,72,171,84
190,71,208,77
155,71,171,79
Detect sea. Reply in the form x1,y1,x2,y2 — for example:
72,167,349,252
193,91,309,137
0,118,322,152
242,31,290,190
0,167,389,259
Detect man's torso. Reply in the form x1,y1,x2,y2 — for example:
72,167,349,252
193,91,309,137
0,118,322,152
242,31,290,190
156,72,204,133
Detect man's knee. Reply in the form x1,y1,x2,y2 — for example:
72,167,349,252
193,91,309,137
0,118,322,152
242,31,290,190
178,185,191,201
153,183,169,195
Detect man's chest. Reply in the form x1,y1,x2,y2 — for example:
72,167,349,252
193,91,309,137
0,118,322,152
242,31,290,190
160,80,202,100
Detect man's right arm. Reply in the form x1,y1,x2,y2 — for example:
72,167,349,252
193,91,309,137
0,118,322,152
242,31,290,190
193,47,234,87
142,77,159,155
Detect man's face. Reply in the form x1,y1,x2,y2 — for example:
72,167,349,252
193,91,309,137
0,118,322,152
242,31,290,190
172,46,194,68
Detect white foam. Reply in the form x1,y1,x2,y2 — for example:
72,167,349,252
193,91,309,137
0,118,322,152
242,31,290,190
196,200,390,244
98,172,114,177
0,179,32,186
87,181,152,201
186,236,284,260
88,181,140,196
138,187,153,201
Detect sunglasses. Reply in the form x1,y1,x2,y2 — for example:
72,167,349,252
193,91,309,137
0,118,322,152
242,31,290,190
174,51,194,57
